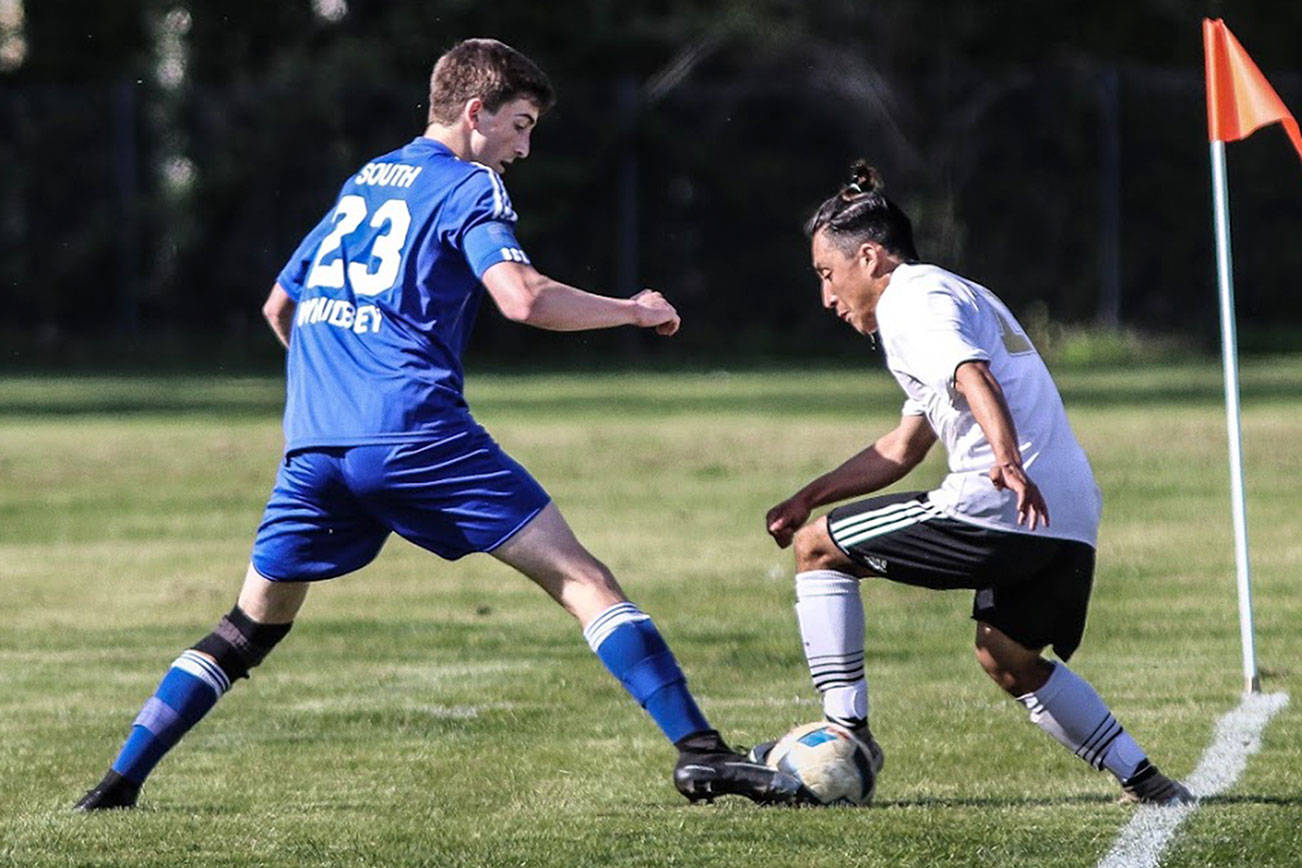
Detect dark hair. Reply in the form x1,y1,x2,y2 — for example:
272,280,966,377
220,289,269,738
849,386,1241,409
805,160,918,261
427,39,556,126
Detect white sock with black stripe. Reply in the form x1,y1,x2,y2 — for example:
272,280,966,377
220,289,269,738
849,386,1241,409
1017,661,1147,781
794,570,868,730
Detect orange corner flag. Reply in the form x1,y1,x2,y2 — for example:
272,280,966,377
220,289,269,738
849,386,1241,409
1204,18,1302,161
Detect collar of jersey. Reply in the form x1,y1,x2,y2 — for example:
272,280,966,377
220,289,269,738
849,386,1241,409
409,136,456,158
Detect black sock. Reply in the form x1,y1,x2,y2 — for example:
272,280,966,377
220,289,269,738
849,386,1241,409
674,729,727,754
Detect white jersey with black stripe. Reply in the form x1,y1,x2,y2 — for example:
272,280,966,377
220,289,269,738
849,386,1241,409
873,263,1101,546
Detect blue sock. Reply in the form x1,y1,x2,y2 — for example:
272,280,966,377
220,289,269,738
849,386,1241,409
111,650,231,784
583,602,710,744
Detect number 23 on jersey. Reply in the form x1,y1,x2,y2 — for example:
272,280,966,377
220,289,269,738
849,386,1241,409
305,195,413,297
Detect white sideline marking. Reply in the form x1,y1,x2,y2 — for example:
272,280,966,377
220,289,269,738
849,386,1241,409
1097,691,1289,868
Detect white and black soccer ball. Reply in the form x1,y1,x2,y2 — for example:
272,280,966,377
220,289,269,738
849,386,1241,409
764,721,877,805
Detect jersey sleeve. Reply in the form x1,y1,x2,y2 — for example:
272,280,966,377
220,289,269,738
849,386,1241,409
881,279,990,399
442,169,533,278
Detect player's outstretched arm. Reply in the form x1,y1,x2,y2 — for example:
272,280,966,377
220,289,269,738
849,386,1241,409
953,360,1049,529
766,414,936,548
262,284,296,349
481,261,679,334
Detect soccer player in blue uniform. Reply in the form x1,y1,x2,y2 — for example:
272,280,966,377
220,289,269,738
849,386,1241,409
76,38,804,810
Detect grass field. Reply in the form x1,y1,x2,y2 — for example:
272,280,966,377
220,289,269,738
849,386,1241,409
1,361,1299,867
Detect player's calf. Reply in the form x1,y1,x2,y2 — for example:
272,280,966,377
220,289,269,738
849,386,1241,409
793,569,874,741
581,601,812,805
973,635,1054,697
74,605,292,811
582,601,710,744
1013,660,1194,803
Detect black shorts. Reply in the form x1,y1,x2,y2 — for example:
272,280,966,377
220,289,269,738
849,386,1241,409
826,491,1095,661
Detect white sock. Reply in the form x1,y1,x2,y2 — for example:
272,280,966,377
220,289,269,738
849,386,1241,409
794,570,867,729
1018,661,1148,781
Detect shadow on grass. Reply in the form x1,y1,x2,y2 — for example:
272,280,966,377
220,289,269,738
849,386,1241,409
0,378,286,419
874,794,1117,808
877,792,1302,808
1198,793,1302,806
66,792,1302,819
594,793,1119,815
2,363,1300,418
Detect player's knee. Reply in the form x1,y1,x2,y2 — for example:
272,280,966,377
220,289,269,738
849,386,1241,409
793,522,840,572
191,605,293,684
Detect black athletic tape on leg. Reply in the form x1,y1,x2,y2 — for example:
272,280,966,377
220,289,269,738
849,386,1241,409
192,628,249,681
191,605,292,682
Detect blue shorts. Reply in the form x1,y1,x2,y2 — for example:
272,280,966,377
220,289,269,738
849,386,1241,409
250,426,550,582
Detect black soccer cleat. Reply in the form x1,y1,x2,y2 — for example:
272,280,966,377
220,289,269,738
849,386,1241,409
1119,760,1196,806
673,730,817,806
745,739,778,765
73,770,140,812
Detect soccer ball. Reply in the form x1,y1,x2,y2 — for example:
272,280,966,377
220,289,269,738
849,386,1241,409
765,721,877,805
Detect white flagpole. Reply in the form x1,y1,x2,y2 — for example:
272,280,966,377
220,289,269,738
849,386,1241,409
1209,139,1261,694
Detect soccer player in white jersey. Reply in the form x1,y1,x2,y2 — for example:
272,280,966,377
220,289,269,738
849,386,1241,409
75,39,806,811
754,160,1193,805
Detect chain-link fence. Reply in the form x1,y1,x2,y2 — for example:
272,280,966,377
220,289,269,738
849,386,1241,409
3,42,1300,365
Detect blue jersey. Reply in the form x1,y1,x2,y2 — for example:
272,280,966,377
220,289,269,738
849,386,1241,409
275,137,532,451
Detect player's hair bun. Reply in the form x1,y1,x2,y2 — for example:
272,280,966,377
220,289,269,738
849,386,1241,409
842,159,884,200
808,158,917,259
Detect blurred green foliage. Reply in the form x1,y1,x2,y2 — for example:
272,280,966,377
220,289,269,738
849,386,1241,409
2,1,1301,366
